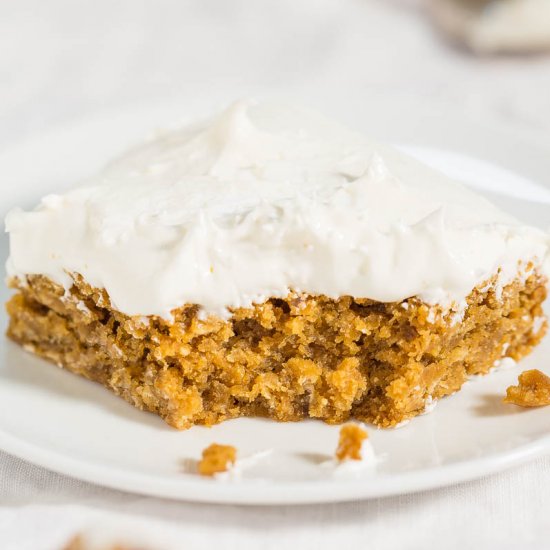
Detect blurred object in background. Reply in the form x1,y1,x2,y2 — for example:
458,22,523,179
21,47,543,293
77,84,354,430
428,0,550,54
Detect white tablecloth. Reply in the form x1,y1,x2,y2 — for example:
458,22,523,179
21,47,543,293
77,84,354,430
1,450,549,550
1,1,550,548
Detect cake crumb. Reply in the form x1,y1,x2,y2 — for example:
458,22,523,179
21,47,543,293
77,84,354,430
63,535,137,550
335,423,368,461
504,369,550,407
63,536,84,550
198,443,237,476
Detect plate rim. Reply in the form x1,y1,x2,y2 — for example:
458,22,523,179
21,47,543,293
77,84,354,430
0,422,548,505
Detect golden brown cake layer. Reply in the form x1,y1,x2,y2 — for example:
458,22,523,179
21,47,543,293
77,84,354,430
6,272,548,429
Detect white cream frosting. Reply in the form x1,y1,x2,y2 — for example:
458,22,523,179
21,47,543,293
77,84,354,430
5,100,550,319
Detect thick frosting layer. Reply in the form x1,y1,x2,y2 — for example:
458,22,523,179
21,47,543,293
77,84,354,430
6,100,550,318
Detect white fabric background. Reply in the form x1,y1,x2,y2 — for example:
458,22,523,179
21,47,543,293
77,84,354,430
1,1,550,548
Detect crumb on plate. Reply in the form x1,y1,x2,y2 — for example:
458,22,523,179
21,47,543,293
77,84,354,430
198,443,237,476
503,369,550,407
336,423,368,461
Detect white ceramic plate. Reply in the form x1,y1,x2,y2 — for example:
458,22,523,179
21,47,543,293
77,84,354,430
0,101,549,505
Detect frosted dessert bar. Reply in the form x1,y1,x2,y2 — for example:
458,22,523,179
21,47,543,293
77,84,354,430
5,101,550,428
